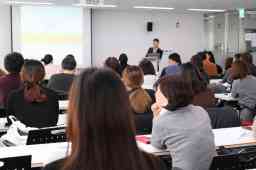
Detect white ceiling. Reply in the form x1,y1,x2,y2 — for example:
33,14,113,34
1,0,256,12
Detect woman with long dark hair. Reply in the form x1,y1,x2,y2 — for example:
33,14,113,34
6,59,59,128
43,68,167,170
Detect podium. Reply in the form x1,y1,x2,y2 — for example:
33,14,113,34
146,53,160,72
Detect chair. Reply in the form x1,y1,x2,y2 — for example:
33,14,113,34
205,107,240,129
211,146,256,170
145,89,155,103
26,126,66,145
0,155,31,170
135,112,153,135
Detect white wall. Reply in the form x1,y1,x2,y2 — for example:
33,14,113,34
0,5,11,67
92,10,205,66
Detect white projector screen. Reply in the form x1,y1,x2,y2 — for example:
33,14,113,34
12,6,91,67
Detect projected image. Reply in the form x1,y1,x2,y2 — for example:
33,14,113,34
20,6,83,65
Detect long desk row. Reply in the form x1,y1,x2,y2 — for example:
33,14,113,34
0,127,255,168
0,114,67,134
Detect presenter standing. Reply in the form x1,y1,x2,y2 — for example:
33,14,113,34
146,38,163,71
146,38,163,59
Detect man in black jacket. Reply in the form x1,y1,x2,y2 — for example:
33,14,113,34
146,38,163,59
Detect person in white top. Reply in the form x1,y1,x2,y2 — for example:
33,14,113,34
139,59,157,90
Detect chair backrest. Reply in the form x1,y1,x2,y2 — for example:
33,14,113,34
26,126,66,145
211,146,256,170
206,106,240,129
135,112,153,135
0,155,31,170
145,89,156,103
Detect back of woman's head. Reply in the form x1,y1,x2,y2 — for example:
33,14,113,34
66,68,157,170
180,62,207,94
225,57,233,70
104,57,122,75
123,65,144,89
41,54,53,65
206,51,216,63
139,59,156,75
240,52,253,64
21,60,47,103
231,60,249,80
62,55,77,71
119,53,128,66
191,54,204,72
158,75,193,111
122,66,152,113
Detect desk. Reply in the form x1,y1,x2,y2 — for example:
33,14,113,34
0,127,255,168
210,79,222,84
214,93,238,102
0,142,68,168
0,114,67,134
137,127,256,155
59,100,68,110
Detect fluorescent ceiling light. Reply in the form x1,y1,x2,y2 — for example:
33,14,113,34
247,11,256,15
4,1,54,5
134,6,174,10
187,9,226,12
73,3,117,8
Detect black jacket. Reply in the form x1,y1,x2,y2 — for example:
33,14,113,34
146,47,163,59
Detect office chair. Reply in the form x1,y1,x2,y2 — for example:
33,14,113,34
211,146,256,170
206,107,240,129
135,112,153,135
0,155,31,170
26,126,66,145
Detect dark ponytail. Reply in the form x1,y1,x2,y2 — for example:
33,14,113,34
21,60,48,103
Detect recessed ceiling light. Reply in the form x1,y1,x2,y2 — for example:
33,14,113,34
4,1,54,5
73,3,117,8
187,9,226,12
133,6,175,10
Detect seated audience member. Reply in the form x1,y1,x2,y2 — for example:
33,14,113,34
43,68,167,170
7,60,59,128
48,55,76,93
202,51,218,77
160,53,181,77
234,53,242,61
240,52,256,77
104,57,122,76
119,53,129,73
222,57,234,83
180,63,216,108
0,52,24,107
42,54,59,79
139,59,157,90
191,54,209,83
231,60,256,126
122,66,152,114
206,51,223,75
151,75,216,170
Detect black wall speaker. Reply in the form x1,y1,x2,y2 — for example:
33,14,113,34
147,22,153,32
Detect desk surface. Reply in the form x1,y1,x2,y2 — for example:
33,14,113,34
138,127,256,155
214,93,238,102
0,142,68,168
59,100,68,110
0,127,254,168
210,79,222,84
0,114,67,134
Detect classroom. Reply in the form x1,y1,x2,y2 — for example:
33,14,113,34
0,0,256,170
